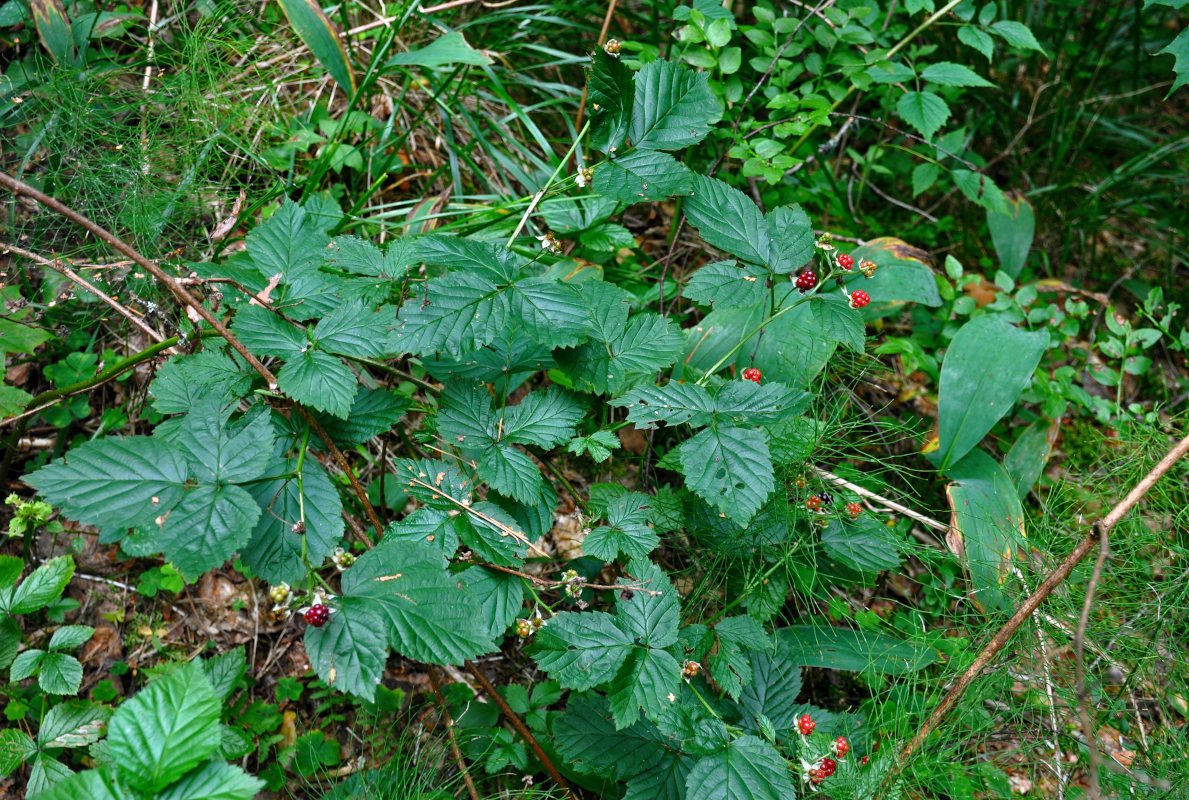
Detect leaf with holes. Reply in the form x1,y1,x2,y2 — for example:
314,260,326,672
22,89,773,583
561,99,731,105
679,426,774,525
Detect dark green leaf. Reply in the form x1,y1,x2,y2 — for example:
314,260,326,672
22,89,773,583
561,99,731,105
37,653,81,695
304,597,389,702
408,235,523,283
776,624,934,673
231,304,307,359
201,648,245,703
611,382,715,429
684,175,769,265
2,555,74,615
558,312,683,395
460,566,524,639
1159,27,1189,95
897,91,949,138
737,645,803,734
48,625,93,652
684,735,795,800
150,350,251,415
531,611,633,690
958,25,994,59
588,49,634,152
381,508,463,563
820,517,902,573
629,59,721,150
615,560,679,648
277,350,357,418
0,729,36,776
506,278,591,348
246,199,331,284
392,272,506,357
312,303,393,358
986,193,1035,279
477,445,542,505
679,426,774,525
275,0,356,92
175,400,274,484
919,61,994,87
317,389,410,447
243,457,343,585
607,648,681,727
160,484,261,580
684,260,768,309
502,387,585,448
989,20,1047,54
1003,417,1057,499
809,294,866,352
764,204,814,274
593,150,695,204
553,693,667,780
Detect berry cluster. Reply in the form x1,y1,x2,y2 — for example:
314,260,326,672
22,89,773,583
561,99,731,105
742,367,762,384
795,269,818,292
805,492,832,512
797,715,853,791
849,290,870,309
303,604,330,628
837,253,854,270
846,502,863,519
682,660,701,680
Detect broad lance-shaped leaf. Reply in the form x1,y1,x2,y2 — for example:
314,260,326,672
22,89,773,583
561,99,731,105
387,30,493,68
593,150,695,204
275,0,356,93
25,438,189,530
340,541,492,669
588,49,634,152
935,314,1047,471
821,517,902,573
628,59,721,150
684,735,795,800
106,660,220,793
679,425,774,525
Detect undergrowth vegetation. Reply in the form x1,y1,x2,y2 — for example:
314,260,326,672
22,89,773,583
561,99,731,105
0,0,1187,798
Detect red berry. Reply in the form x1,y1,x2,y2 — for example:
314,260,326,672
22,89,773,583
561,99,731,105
860,755,869,766
304,604,330,627
819,758,837,777
682,660,701,679
846,502,862,520
797,714,816,735
833,736,850,757
860,259,877,278
837,254,854,270
742,367,762,384
795,270,818,292
849,290,870,309
809,767,827,784
806,495,822,512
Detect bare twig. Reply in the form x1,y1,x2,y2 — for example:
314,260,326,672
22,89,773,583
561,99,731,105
809,465,948,533
883,427,1189,795
2,242,166,343
464,660,577,800
428,667,480,800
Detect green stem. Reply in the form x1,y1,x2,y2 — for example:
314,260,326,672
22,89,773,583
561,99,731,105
506,121,591,248
694,290,818,385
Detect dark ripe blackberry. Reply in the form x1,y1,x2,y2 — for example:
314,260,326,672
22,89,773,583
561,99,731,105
816,491,834,506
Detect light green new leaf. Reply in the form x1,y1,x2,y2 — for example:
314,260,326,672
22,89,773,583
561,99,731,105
48,625,93,652
312,303,392,358
344,542,492,666
243,457,343,585
919,61,994,87
531,611,633,690
588,49,634,152
277,350,357,418
685,736,795,800
684,175,769,265
593,150,696,204
1,555,73,615
161,484,261,580
107,660,220,793
897,91,950,139
945,449,1027,614
987,193,1035,279
679,426,774,525
936,314,1047,471
276,0,355,92
989,20,1047,54
684,260,768,309
304,596,389,701
25,438,189,530
387,31,492,68
629,59,721,150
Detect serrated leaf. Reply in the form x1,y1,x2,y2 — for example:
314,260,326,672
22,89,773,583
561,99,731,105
685,735,795,800
423,326,553,394
155,759,266,800
438,380,496,449
588,49,634,152
48,625,93,652
502,387,586,448
593,150,696,204
821,517,902,572
684,175,769,265
161,484,261,580
506,277,591,348
231,303,307,359
343,542,492,666
809,294,866,352
607,647,681,727
679,426,774,525
897,91,949,138
304,597,389,702
31,768,125,800
107,660,220,793
989,20,1047,54
585,492,659,561
711,379,812,426
391,272,506,356
317,388,410,446
553,693,667,780
461,501,529,567
951,168,1008,213
629,59,721,150
625,752,695,800
737,645,803,734
408,235,524,283
532,611,633,690
1,555,74,615
615,560,679,647
201,648,246,703
312,302,393,358
578,222,637,251
246,199,330,284
175,400,274,484
26,753,73,796
25,438,189,530
10,649,43,681
381,507,463,563
1159,27,1189,95
151,350,251,415
325,235,410,279
277,349,357,418
38,701,110,748
611,382,715,429
243,456,343,585
684,260,768,309
0,729,36,776
765,204,814,274
958,24,994,59
557,312,683,395
460,566,524,639
476,445,541,504
919,61,994,87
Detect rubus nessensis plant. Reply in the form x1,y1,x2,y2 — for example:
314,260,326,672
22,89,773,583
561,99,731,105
12,36,1111,799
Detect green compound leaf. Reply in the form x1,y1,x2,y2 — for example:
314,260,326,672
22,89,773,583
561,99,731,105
160,484,261,580
737,645,803,735
48,625,93,652
317,388,410,447
710,380,811,426
684,260,768,310
303,597,388,702
502,387,586,448
392,272,506,357
628,59,722,150
919,61,994,87
277,349,358,418
707,616,769,701
231,304,307,358
107,660,220,793
585,492,659,561
588,49,634,152
150,349,251,415
381,507,463,564
243,457,343,585
679,426,774,525
684,175,769,265
897,90,950,139
246,199,331,285
506,278,592,349
409,235,525,283
685,735,795,800
532,611,633,691
312,302,393,358
343,541,492,667
558,311,684,395
275,0,356,93
593,149,696,204
936,314,1047,471
1,555,74,615
945,449,1028,614
25,438,189,530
